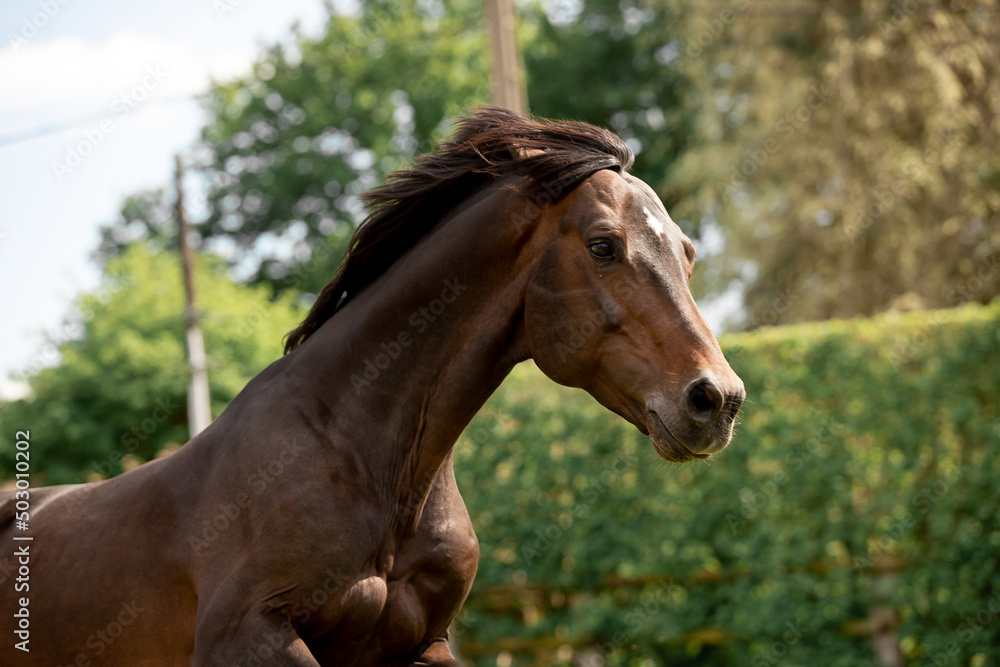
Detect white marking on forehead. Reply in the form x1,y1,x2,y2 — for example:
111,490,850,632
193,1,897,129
643,207,666,237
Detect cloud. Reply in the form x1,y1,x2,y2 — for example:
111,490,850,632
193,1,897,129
0,29,252,114
0,377,30,401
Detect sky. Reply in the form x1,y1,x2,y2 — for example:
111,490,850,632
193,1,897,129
0,0,740,400
0,0,334,398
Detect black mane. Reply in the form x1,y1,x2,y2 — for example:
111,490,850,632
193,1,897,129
284,106,633,353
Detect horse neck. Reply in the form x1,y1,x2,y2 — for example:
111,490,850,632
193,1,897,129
286,184,556,497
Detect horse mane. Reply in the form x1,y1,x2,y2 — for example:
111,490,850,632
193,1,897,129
283,106,634,353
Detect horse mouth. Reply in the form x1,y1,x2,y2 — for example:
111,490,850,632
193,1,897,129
646,410,709,463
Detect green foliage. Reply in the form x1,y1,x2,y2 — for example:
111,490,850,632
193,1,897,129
90,0,691,298
96,2,999,327
673,0,1000,325
453,301,1000,665
0,244,304,485
523,0,693,200
93,188,176,265
196,0,494,294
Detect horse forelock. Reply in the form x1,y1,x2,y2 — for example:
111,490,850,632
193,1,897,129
283,106,634,354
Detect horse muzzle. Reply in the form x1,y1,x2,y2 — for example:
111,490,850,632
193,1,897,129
646,376,745,462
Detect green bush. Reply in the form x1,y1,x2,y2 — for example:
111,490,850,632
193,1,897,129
453,301,1000,666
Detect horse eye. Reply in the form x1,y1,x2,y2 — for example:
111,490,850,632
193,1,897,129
588,240,615,260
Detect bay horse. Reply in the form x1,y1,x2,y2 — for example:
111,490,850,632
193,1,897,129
0,107,743,665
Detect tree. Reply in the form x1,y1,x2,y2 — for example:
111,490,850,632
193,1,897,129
93,0,693,298
0,244,304,485
91,1,1000,328
670,0,1000,327
93,188,176,265
195,0,494,296
523,0,693,202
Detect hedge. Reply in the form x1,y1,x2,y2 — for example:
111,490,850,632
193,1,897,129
452,301,1000,666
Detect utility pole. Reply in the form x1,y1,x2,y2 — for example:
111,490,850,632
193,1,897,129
484,0,528,116
175,155,212,438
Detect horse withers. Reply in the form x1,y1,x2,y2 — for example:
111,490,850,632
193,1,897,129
0,108,743,666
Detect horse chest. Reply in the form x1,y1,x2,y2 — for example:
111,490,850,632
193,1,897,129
387,463,480,593
323,480,479,660
381,487,480,633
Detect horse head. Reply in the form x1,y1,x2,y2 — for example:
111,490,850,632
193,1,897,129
525,169,744,462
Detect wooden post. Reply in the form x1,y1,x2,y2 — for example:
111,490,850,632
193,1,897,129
175,155,212,438
484,0,528,116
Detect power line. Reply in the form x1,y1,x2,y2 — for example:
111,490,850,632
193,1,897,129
0,95,199,149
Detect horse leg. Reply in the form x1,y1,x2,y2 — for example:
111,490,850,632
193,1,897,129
193,606,320,666
408,634,463,667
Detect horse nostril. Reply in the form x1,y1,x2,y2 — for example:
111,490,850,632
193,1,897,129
685,381,723,424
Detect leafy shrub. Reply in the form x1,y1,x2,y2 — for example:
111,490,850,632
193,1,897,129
454,301,1000,667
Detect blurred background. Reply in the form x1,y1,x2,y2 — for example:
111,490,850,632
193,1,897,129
1,0,998,665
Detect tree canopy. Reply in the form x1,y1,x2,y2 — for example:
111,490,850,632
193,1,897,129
672,0,1000,326
95,1,999,327
0,244,303,484
99,0,694,298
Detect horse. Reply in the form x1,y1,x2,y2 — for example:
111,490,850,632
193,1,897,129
0,107,744,666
